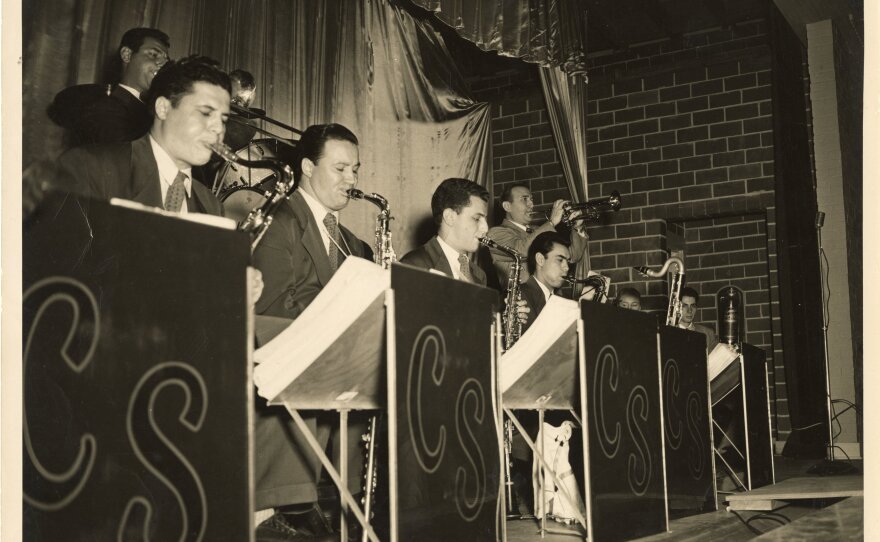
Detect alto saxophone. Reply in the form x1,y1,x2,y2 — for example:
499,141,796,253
346,188,396,269
478,237,524,350
210,142,296,252
634,257,685,326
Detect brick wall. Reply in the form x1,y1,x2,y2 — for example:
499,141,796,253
467,19,791,437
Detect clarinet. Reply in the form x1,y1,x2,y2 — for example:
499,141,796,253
478,237,525,350
634,257,685,326
209,142,296,252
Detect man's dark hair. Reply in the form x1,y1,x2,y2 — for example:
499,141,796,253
230,69,256,90
294,124,359,182
680,286,700,302
119,27,170,55
615,287,642,306
527,231,570,274
143,55,231,116
431,178,490,226
499,183,530,204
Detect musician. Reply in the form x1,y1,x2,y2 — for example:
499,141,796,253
399,177,489,285
615,287,642,311
519,231,571,333
52,27,171,146
251,123,372,538
485,183,590,287
679,286,720,352
56,54,227,214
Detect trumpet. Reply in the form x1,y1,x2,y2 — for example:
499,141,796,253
561,191,621,227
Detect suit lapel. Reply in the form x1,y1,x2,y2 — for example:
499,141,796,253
129,135,163,208
291,192,334,287
426,237,455,278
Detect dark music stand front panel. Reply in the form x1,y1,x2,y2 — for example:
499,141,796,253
580,303,667,541
389,264,501,541
23,192,252,541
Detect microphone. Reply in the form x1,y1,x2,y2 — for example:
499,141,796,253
816,211,825,229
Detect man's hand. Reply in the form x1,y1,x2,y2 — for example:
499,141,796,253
248,267,264,308
515,298,530,324
578,272,611,303
548,199,568,227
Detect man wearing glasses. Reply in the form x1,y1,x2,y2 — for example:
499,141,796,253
52,27,171,146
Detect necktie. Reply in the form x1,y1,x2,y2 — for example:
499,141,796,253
458,253,473,282
164,171,187,212
324,213,340,272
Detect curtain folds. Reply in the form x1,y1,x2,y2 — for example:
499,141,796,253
24,0,491,254
538,66,588,203
407,0,588,76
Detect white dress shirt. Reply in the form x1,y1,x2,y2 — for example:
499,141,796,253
150,135,192,214
118,84,142,101
299,189,342,255
437,235,468,280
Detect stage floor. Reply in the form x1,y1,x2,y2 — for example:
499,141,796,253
506,457,863,541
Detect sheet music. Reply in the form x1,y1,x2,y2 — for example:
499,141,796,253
253,257,390,401
110,197,237,229
499,296,579,392
707,342,739,381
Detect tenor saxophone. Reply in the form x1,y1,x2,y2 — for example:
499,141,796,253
210,142,296,252
346,188,397,269
478,237,525,350
634,257,685,326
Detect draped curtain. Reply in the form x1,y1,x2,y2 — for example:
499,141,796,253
408,0,589,76
23,0,491,254
539,66,589,203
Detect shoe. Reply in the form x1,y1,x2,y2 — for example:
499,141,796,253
256,512,335,541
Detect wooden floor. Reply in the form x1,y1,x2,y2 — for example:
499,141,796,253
506,457,864,541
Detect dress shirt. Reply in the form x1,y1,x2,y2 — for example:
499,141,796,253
437,235,467,280
299,189,342,255
118,84,142,101
149,135,192,214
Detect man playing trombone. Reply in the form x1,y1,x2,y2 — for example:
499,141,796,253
485,183,591,290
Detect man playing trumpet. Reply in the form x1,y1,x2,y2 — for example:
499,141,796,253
485,183,592,291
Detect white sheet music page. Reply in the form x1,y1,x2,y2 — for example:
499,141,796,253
500,296,579,392
707,342,740,381
253,257,390,401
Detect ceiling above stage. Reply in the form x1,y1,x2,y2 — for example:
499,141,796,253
582,0,770,53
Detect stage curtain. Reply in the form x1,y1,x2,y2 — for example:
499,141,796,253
23,0,490,254
538,66,589,204
407,0,588,76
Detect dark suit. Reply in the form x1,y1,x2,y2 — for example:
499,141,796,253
251,190,373,509
399,236,487,286
75,85,152,146
56,134,223,215
519,275,549,335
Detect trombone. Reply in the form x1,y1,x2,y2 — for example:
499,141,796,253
228,103,303,143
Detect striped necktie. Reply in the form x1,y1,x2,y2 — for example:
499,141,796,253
458,253,473,282
324,213,340,272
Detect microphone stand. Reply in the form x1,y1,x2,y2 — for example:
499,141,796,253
808,211,858,475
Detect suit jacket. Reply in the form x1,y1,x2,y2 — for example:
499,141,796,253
399,236,487,286
519,275,549,334
55,134,223,215
690,322,720,353
252,190,373,319
73,85,152,146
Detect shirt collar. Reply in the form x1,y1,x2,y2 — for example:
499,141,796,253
535,277,554,301
118,84,142,101
506,219,528,232
436,235,466,279
149,135,192,197
299,188,339,225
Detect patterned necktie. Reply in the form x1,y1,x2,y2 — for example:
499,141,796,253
458,253,473,282
164,171,188,212
324,213,340,272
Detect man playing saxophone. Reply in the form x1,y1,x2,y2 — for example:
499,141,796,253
486,183,592,290
251,122,373,538
519,232,572,333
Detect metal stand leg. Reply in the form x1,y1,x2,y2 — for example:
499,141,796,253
538,409,546,538
340,410,349,542
284,406,380,542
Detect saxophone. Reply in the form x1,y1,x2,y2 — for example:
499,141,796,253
478,237,524,350
210,142,296,252
346,188,396,269
562,274,609,303
634,257,685,326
